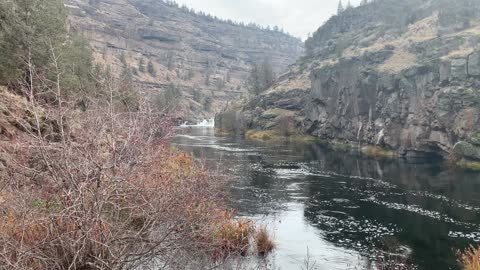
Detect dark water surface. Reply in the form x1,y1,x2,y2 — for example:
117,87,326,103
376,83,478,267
174,127,480,270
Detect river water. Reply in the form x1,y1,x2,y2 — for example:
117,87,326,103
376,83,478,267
174,127,480,270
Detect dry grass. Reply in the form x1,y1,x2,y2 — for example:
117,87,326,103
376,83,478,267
344,13,439,59
456,160,480,171
459,245,480,270
361,146,398,158
254,226,275,256
447,20,480,36
245,129,281,142
265,73,311,95
245,129,318,144
378,50,418,73
213,217,254,258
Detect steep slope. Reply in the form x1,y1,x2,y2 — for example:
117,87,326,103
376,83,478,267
65,0,303,121
225,0,480,162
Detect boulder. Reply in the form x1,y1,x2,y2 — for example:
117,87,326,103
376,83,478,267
453,141,480,160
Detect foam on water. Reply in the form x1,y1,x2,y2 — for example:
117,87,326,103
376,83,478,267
180,118,215,128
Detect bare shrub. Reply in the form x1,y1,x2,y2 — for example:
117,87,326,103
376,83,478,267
0,77,269,269
0,36,275,269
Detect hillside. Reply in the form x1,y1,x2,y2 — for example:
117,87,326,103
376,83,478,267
218,0,480,164
65,0,303,121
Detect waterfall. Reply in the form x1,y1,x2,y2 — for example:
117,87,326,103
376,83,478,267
180,118,215,128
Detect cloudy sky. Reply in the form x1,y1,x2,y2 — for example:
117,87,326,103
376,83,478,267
174,0,361,40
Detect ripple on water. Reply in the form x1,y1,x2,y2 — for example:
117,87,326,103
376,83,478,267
309,211,401,254
175,129,480,270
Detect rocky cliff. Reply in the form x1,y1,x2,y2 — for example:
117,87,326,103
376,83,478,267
223,0,480,163
65,0,303,121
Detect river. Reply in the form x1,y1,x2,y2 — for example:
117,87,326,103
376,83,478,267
174,126,480,270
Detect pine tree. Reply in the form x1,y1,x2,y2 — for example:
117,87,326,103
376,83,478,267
346,0,353,9
138,58,145,73
203,96,213,112
147,60,156,77
119,52,127,66
337,0,345,14
247,58,275,96
0,0,68,85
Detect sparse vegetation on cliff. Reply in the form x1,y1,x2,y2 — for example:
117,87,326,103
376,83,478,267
237,0,480,162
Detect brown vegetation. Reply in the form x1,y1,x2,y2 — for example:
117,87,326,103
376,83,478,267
459,245,480,270
254,226,275,256
0,71,273,270
361,146,398,158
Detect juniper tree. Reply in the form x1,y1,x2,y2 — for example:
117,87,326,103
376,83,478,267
247,58,275,96
203,96,213,112
147,60,156,77
119,51,127,66
0,0,67,85
138,58,146,73
346,0,353,9
337,0,345,14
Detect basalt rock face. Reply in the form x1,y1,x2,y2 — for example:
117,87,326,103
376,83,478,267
65,0,303,121
306,53,480,159
236,0,480,160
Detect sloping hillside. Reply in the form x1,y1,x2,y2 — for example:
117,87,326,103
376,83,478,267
222,0,480,162
65,0,303,121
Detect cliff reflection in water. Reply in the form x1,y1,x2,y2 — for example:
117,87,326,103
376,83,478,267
175,128,480,270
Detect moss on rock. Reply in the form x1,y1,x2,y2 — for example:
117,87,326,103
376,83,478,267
261,108,296,120
361,146,398,158
471,133,480,146
453,141,480,160
245,129,319,144
456,159,480,171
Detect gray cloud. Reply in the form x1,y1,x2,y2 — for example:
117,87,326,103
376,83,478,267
174,0,361,40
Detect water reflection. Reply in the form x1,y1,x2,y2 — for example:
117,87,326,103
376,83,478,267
174,127,480,270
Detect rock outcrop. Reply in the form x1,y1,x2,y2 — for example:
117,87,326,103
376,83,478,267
228,0,480,161
65,0,303,121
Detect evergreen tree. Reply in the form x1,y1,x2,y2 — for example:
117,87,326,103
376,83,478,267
147,60,156,77
205,70,211,86
138,58,145,73
166,51,175,70
247,58,275,96
154,83,180,111
187,69,195,80
59,34,95,95
119,52,127,66
192,88,201,102
203,96,213,112
117,66,139,109
0,0,68,85
346,0,353,9
337,0,345,14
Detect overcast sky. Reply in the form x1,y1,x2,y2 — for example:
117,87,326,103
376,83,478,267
174,0,362,40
